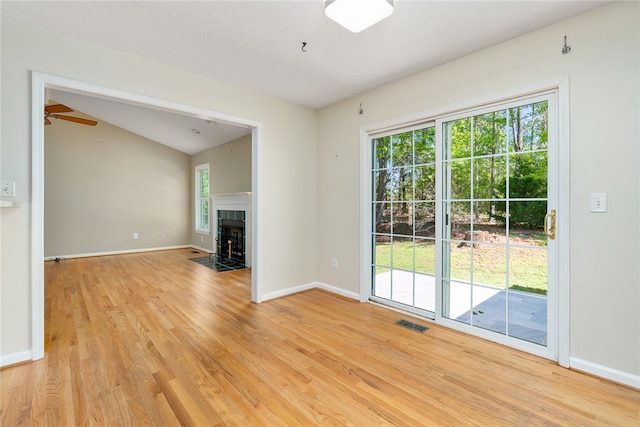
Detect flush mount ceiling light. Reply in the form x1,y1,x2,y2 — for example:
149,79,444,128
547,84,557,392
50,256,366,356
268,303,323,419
325,0,394,33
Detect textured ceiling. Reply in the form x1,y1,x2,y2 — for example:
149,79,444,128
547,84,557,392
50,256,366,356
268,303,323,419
2,1,607,154
1,0,607,109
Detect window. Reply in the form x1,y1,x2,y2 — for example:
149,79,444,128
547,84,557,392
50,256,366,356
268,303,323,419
195,164,210,232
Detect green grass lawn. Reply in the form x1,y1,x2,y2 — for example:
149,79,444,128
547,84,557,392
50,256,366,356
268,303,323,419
375,238,547,294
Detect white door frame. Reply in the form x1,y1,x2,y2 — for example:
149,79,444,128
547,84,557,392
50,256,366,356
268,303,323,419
30,71,263,361
360,76,570,366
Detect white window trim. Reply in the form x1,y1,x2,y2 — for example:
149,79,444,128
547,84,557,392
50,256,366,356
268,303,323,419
195,163,210,234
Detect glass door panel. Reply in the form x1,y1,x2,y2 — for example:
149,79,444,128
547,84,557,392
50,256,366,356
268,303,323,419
371,125,436,315
441,99,550,346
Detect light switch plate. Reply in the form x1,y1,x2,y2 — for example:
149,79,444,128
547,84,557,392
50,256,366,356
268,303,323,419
1,181,16,197
590,193,607,213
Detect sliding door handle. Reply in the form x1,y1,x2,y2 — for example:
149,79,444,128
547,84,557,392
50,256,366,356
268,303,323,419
544,209,556,240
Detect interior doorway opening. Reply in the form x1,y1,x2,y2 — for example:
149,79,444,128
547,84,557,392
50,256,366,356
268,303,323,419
31,71,262,361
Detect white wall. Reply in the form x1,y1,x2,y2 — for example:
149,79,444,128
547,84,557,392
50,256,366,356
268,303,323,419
0,16,318,359
44,113,191,257
317,2,639,379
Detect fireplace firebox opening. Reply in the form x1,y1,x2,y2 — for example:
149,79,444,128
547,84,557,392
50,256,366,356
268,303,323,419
216,210,246,268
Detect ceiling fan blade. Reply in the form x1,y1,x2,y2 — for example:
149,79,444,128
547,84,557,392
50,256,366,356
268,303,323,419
45,104,73,113
54,115,98,126
44,118,52,125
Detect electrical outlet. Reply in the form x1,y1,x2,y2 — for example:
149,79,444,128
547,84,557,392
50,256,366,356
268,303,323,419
332,257,338,269
1,181,15,197
133,232,139,240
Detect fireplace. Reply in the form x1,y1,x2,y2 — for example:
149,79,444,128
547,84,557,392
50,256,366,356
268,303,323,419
217,210,245,267
211,192,251,268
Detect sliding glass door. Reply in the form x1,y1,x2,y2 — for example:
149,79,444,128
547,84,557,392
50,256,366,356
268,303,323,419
369,92,557,354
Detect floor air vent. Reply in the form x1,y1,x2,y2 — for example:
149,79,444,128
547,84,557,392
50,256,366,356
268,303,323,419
396,319,428,333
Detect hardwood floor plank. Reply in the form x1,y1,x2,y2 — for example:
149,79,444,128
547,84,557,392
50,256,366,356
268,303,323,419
1,249,638,426
156,368,226,427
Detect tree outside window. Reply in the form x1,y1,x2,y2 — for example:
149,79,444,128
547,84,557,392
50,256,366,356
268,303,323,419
195,164,210,232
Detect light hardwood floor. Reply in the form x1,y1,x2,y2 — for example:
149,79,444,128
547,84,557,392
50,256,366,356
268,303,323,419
1,249,638,426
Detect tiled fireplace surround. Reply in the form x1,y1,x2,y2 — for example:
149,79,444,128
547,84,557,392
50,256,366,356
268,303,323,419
211,192,252,268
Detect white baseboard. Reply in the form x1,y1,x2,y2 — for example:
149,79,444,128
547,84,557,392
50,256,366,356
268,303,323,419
261,282,317,302
0,350,32,368
44,245,191,261
315,281,360,301
261,281,360,303
570,357,640,389
189,245,213,254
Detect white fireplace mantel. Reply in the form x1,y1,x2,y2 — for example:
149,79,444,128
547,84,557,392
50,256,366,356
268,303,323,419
211,192,252,267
